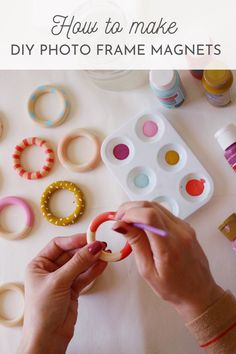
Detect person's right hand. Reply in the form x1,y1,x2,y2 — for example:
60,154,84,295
113,201,224,322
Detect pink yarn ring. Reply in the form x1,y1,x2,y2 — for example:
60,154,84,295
0,197,34,240
12,137,55,180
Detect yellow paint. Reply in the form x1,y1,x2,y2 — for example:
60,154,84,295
165,150,180,165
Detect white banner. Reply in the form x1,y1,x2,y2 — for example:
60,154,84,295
0,0,235,69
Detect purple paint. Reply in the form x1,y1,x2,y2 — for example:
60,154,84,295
225,144,236,171
113,144,129,160
215,124,236,173
143,120,158,138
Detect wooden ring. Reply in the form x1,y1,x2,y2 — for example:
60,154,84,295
0,197,34,240
87,211,132,262
12,137,55,180
58,128,101,173
0,283,24,327
41,181,85,226
28,85,70,128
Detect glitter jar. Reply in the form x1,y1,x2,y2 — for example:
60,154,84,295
215,123,236,173
202,70,233,107
149,70,185,108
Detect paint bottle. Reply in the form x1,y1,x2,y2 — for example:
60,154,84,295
149,70,185,108
219,213,236,251
202,70,233,107
215,123,236,172
190,70,203,80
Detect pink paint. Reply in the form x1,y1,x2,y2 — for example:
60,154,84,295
186,179,205,197
143,121,158,138
113,144,129,160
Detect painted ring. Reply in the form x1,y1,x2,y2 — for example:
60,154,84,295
12,137,55,180
28,85,70,128
0,197,34,240
87,211,132,262
41,181,85,226
0,283,24,327
58,129,101,173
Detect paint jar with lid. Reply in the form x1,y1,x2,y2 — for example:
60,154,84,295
202,70,233,107
215,123,236,172
149,70,185,108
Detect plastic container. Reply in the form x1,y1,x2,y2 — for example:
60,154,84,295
149,70,185,108
215,123,236,172
190,70,203,80
86,70,148,91
202,70,233,107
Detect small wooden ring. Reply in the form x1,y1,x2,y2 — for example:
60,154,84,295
12,137,55,180
28,85,70,128
58,129,101,173
0,283,24,327
41,181,85,226
87,211,132,262
0,197,34,240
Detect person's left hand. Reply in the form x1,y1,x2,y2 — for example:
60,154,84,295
17,234,108,354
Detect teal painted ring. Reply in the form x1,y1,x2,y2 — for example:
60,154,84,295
28,85,70,128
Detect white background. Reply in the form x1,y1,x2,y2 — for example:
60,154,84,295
0,70,236,354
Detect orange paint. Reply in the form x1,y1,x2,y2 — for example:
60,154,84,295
186,179,205,197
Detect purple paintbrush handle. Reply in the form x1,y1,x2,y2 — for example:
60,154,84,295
133,223,168,238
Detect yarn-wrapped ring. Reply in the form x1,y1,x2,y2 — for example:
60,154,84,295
41,181,85,226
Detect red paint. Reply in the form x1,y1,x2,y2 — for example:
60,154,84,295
90,211,115,233
186,179,205,197
120,242,132,260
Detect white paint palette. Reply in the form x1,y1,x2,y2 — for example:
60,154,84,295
101,112,214,219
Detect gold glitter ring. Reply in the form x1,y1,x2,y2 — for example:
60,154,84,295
40,181,85,226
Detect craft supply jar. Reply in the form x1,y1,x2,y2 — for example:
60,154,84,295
202,70,233,107
86,70,148,91
149,70,185,108
215,123,236,172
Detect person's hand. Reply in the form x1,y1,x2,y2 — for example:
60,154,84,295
113,201,224,322
18,234,108,354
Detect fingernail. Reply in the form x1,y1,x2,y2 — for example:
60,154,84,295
102,242,107,249
113,226,127,235
106,249,112,253
88,241,103,255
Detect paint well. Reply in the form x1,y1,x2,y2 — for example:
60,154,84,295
134,174,149,188
165,150,180,165
143,120,158,138
186,179,205,197
113,144,129,160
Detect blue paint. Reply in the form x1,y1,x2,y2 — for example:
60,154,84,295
150,70,185,109
134,174,149,188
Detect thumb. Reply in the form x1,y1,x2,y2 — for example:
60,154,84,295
113,221,155,275
55,241,105,285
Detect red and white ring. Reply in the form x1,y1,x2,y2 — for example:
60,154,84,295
87,211,132,262
12,137,55,180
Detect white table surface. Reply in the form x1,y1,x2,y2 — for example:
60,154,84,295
0,70,236,354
